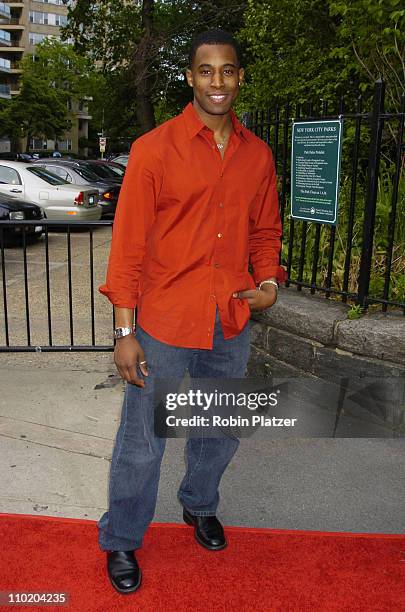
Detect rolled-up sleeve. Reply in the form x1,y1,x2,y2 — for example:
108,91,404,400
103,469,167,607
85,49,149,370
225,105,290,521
99,138,162,307
248,148,286,284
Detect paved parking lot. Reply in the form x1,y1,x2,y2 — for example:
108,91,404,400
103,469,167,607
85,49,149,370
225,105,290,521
0,225,114,348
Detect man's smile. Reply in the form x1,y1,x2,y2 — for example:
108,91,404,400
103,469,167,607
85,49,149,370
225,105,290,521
207,93,229,104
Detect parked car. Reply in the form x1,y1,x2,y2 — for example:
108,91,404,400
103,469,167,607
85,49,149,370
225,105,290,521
32,159,120,217
0,161,101,221
0,192,44,244
0,152,34,162
111,154,129,167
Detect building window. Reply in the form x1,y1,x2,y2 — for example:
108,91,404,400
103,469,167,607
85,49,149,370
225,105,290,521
0,57,11,70
0,3,11,17
0,30,11,44
55,14,68,26
29,32,45,45
29,11,45,24
56,139,72,151
30,138,48,150
29,32,60,45
29,11,67,26
39,0,68,5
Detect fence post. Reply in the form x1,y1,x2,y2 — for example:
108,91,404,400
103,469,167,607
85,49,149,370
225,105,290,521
357,79,385,309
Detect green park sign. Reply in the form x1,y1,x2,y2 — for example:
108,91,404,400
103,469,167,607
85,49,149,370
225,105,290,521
291,119,343,225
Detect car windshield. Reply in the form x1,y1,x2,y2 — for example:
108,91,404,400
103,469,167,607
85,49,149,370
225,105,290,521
114,157,128,166
86,164,117,179
74,166,102,182
27,166,69,186
109,164,125,177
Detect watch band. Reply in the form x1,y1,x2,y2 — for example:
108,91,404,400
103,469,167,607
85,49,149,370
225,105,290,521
114,325,136,340
258,279,279,291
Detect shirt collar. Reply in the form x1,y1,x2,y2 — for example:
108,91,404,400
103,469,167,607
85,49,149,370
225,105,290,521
182,102,250,142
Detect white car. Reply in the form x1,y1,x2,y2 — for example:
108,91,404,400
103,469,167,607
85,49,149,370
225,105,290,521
0,161,102,221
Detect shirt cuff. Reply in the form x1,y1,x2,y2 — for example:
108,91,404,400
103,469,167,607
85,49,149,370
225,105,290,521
98,284,138,309
253,265,287,286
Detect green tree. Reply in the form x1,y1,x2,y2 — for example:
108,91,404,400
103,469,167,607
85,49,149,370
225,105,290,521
329,0,405,111
0,38,96,151
63,0,248,138
0,74,68,152
0,99,22,151
236,0,340,112
236,0,404,113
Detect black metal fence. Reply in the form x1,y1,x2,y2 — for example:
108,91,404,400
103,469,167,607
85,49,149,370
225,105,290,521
245,80,405,312
0,220,114,352
0,80,404,352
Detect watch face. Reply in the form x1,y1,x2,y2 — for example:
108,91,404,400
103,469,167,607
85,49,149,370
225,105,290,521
114,327,134,339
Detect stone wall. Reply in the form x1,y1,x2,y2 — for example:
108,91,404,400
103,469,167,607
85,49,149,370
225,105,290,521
248,287,405,381
247,287,405,433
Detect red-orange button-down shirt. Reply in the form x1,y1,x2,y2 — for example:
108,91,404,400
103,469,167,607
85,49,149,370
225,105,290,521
99,102,285,349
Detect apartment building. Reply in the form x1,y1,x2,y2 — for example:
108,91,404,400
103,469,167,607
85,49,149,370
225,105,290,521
0,2,12,152
0,0,91,154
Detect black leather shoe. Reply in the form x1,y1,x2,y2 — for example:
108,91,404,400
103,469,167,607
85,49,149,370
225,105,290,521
183,508,227,551
106,550,142,594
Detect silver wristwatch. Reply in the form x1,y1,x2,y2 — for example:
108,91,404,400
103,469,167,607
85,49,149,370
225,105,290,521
114,325,136,340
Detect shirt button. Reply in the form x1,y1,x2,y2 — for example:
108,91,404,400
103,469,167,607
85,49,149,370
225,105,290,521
210,294,216,300
214,263,220,268
219,202,224,208
217,233,223,238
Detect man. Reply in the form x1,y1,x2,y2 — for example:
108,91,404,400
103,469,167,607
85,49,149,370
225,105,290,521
97,28,285,595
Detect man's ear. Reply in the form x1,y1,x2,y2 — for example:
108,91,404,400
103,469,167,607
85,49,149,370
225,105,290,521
185,68,193,88
238,67,245,86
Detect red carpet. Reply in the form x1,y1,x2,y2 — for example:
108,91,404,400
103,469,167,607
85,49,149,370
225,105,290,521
0,513,404,612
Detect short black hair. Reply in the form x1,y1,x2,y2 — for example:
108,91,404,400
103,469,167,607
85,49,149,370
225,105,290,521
188,29,242,69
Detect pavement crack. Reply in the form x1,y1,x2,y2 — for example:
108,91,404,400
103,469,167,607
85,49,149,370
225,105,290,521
1,495,106,511
0,414,114,441
0,432,112,460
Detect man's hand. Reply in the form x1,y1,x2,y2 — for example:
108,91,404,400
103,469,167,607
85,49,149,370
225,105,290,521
114,334,148,387
233,283,277,311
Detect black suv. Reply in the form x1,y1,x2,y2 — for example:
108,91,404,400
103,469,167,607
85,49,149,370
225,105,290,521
0,152,34,163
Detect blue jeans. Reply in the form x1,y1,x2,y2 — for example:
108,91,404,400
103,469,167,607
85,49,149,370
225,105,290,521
97,311,251,551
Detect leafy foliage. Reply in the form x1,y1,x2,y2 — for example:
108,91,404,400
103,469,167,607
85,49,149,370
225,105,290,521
329,0,405,111
0,39,96,151
236,0,404,114
63,0,248,140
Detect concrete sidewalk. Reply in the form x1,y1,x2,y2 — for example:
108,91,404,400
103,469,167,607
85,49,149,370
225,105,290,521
1,352,404,534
